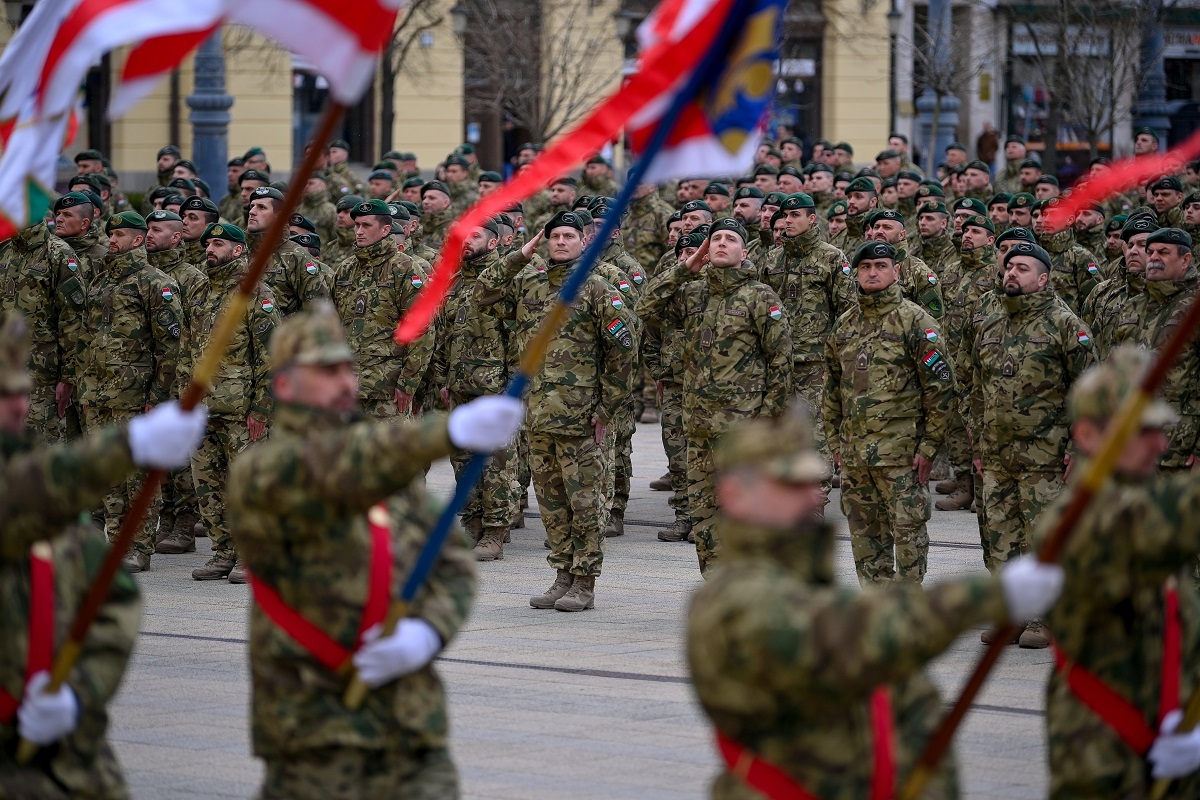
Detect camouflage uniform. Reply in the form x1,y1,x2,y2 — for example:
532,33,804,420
824,282,955,584
330,237,433,421
622,191,674,274
218,190,243,226
1,425,142,800
915,229,959,278
1037,229,1103,316
1082,260,1145,358
474,250,636,579
229,404,475,800
300,192,337,247
79,246,181,556
323,227,357,269
421,210,453,254
447,180,478,217
638,259,792,574
56,226,107,285
959,289,1094,571
0,225,86,442
994,163,1023,195
895,248,945,319
246,232,330,316
830,211,869,255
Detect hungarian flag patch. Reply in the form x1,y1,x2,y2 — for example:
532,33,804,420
411,275,423,288
1086,263,1098,276
67,258,78,272
161,287,174,301
768,306,782,320
306,262,318,275
842,262,851,275
925,328,938,342
611,295,624,309
618,278,630,292
927,272,938,285
262,299,274,313
1077,331,1090,345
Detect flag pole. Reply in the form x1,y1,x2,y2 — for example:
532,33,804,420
15,100,347,766
343,0,757,709
899,294,1200,799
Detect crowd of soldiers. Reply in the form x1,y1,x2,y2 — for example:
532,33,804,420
6,122,1200,797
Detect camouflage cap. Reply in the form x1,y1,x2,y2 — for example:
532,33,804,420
351,198,392,219
53,191,94,212
780,193,815,210
336,194,366,213
953,197,987,215
106,210,148,232
1121,214,1159,241
762,191,787,207
200,222,246,245
1007,192,1035,209
962,214,995,234
269,300,354,373
827,200,849,218
1068,346,1177,426
715,401,832,483
146,209,182,224
1001,240,1052,269
852,240,897,266
0,309,32,394
846,177,877,194
289,213,316,232
995,226,1035,245
1146,227,1193,249
708,217,748,242
1105,214,1129,233
289,232,321,251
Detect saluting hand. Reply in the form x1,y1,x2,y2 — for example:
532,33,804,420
683,239,709,273
521,229,544,260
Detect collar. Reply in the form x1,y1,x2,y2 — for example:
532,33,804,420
716,517,837,584
857,281,904,316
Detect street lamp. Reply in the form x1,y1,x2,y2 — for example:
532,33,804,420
450,3,468,38
887,0,902,134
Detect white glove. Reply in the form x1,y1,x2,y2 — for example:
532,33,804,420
999,555,1064,623
17,671,79,745
352,618,442,688
128,401,208,469
1149,709,1200,779
447,395,525,452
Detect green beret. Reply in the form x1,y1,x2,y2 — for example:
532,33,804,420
781,193,815,211
397,200,420,216
1104,214,1129,234
239,169,269,184
74,149,104,163
162,193,185,208
876,149,900,161
227,157,245,167
1007,193,1035,210
308,171,329,185
852,240,897,266
329,139,350,151
444,154,469,168
552,176,578,188
1186,192,1200,207
368,170,394,182
667,210,683,225
780,136,803,148
421,180,450,197
145,210,182,224
946,142,967,153
572,208,594,227
70,174,104,192
762,192,787,206
1134,126,1158,139
1035,175,1060,187
290,233,321,251
544,210,586,236
779,166,802,178
289,213,316,232
1149,175,1183,193
76,189,104,210
249,186,285,203
734,186,764,200
681,199,713,214
1002,241,1052,269
953,198,986,215
833,142,853,154
168,177,195,191
351,198,393,219
988,193,1012,208
869,208,905,226
157,145,181,159
754,164,780,176
52,192,93,212
479,171,504,183
708,217,748,242
1005,134,1026,146
965,160,991,174
458,143,476,155
809,162,834,175
827,200,848,218
917,200,949,216
1020,158,1042,170
336,194,365,212
106,211,148,232
897,170,922,182
995,227,1035,246
916,184,945,199
881,177,897,189
962,214,995,234
703,182,731,197
1122,214,1160,241
200,222,246,245
372,161,397,172
1146,227,1193,249
243,147,265,159
402,177,425,190
846,177,877,195
387,202,411,222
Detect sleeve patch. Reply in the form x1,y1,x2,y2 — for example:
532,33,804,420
606,318,633,349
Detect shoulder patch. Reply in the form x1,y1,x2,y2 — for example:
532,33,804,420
768,305,782,321
611,295,624,310
617,278,631,293
841,262,851,276
924,328,938,342
306,262,318,275
411,275,423,288
1077,330,1091,346
606,318,633,349
161,286,174,302
262,298,275,313
67,258,78,272
1086,262,1098,276
927,271,938,285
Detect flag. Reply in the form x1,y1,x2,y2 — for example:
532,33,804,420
396,0,784,344
0,101,68,240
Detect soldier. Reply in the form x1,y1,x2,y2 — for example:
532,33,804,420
1151,176,1186,227
0,309,204,800
959,241,1094,647
365,169,395,201
419,181,455,253
582,154,619,197
1008,192,1035,231
687,403,1063,800
962,159,994,202
325,138,360,198
752,164,779,194
1035,175,1062,201
1032,198,1103,316
179,196,220,266
141,145,181,215
638,219,792,574
825,241,954,584
865,209,944,319
78,212,182,572
429,220,520,560
142,210,211,557
987,193,1011,236
1102,213,1130,271
290,233,322,260
245,186,330,315
703,183,734,220
443,155,479,216
622,180,674,277
228,169,270,229
1039,347,1200,798
529,177,579,234
226,306,522,800
1084,215,1154,356
475,212,636,610
51,192,107,283
329,199,433,422
993,135,1028,194
324,194,364,268
832,177,879,254
300,171,337,245
188,223,278,582
730,186,768,269
826,199,848,239
1074,200,1108,257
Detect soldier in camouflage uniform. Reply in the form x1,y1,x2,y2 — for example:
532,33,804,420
142,210,210,556
245,186,330,315
1074,200,1107,258
622,181,674,276
831,177,878,254
1150,175,1186,228
1032,198,1103,316
140,145,180,216
687,402,1064,800
443,155,479,217
959,241,1094,647
0,309,204,800
328,199,433,423
475,213,636,610
52,192,107,284
188,223,279,582
824,241,955,584
1101,213,1129,271
865,209,945,319
914,199,957,275
730,186,768,270
638,219,792,575
300,172,338,246
581,155,619,197
227,306,522,800
1083,215,1154,357
1039,347,1200,799
419,181,455,253
179,196,220,267
78,212,182,572
324,195,363,268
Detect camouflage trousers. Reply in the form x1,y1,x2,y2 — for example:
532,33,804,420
361,397,412,423
601,405,635,519
686,432,719,575
193,416,250,560
0,739,130,800
980,466,1063,573
84,406,161,556
794,362,832,498
530,431,605,576
945,405,973,483
27,384,60,444
515,426,531,491
450,393,518,530
660,380,688,523
260,746,458,800
841,464,931,585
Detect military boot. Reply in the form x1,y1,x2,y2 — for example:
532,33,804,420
464,516,484,543
935,477,960,495
156,511,199,554
1018,620,1051,649
511,507,526,529
980,625,1021,645
530,570,573,609
935,478,973,511
639,407,660,424
649,472,672,491
155,511,175,547
657,518,691,542
192,554,236,581
554,575,595,612
123,550,150,572
474,527,505,561
604,511,625,538
228,561,249,584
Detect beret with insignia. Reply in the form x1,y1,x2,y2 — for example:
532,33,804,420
734,186,764,200
762,192,787,207
1002,241,1053,269
953,198,987,215
105,211,148,232
988,193,1012,208
827,200,849,218
52,192,93,212
846,177,877,194
201,222,246,245
962,214,995,234
290,233,321,251
336,194,365,213
146,210,182,224
157,145,182,159
708,217,748,243
780,193,815,211
251,186,285,202
876,149,901,161
917,200,949,216
995,226,1036,246
239,169,269,185
852,240,897,267
916,184,946,198
1149,175,1183,193
754,164,780,176
402,177,425,190
289,214,316,232
681,199,713,214
1105,214,1129,233
703,182,731,197
545,211,586,236
387,202,411,222
1007,192,1035,209
421,180,451,197
1146,227,1193,249
352,198,393,219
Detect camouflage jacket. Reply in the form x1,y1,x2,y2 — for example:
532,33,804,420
599,239,647,290
1039,464,1200,799
448,180,479,217
943,246,998,354
0,224,86,389
638,260,792,438
960,289,1094,469
993,163,1022,195
688,515,1006,800
914,231,958,278
331,237,433,400
760,227,851,364
1077,225,1106,260
1038,229,1103,316
522,190,552,229
246,232,330,316
183,239,206,268
323,227,357,269
421,210,453,254
1112,270,1200,469
824,283,955,467
193,253,277,421
148,247,210,393
430,248,510,399
300,192,338,246
830,212,869,255
580,173,618,198
79,247,181,411
326,162,362,197
474,251,636,434
1082,263,1144,359
896,249,944,319
0,425,142,798
57,226,108,285
621,192,674,274
227,404,475,758
218,190,244,227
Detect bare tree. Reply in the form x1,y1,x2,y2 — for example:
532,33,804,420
380,0,444,153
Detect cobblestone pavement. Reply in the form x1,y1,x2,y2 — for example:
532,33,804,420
112,421,1050,799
